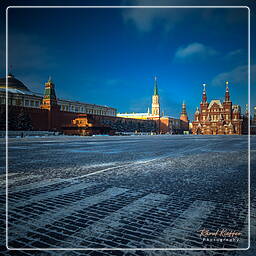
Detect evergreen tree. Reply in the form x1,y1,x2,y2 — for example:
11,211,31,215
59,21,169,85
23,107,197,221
8,107,18,130
16,109,33,130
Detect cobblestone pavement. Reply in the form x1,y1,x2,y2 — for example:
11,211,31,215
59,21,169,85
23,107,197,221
0,135,255,256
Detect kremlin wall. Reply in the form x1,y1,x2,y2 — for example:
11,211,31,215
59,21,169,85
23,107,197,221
0,73,254,135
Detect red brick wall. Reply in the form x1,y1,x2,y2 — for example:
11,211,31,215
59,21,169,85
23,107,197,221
50,110,78,131
0,104,49,130
0,105,80,131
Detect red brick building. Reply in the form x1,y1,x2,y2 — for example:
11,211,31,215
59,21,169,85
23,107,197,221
192,82,243,135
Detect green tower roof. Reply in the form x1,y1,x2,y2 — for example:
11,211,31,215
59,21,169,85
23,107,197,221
154,76,158,96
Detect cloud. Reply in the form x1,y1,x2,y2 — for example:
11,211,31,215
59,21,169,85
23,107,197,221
121,2,247,33
122,0,190,32
224,49,247,63
174,42,218,60
226,49,243,58
211,65,256,87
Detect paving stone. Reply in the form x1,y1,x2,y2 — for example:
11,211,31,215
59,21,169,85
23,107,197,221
0,135,254,256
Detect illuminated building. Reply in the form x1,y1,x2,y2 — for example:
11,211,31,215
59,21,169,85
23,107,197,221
192,82,243,135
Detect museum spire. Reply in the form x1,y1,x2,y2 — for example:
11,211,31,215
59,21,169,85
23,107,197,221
202,83,207,103
225,81,230,102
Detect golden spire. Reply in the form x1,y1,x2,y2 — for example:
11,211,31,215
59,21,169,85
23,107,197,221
225,81,229,92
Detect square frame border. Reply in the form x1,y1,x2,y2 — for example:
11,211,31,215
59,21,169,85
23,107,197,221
5,5,251,251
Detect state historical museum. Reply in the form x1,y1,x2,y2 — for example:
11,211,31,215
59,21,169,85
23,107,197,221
192,82,243,135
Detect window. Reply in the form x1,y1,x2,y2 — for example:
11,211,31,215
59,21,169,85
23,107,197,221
30,100,34,107
25,100,29,106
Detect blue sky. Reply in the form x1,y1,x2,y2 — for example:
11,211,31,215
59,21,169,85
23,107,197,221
1,0,255,119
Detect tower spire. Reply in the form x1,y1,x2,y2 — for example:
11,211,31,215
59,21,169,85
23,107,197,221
202,83,207,103
225,81,230,101
151,76,160,117
154,76,158,96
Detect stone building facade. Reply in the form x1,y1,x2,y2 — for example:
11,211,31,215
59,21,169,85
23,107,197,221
192,82,243,135
0,74,116,117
